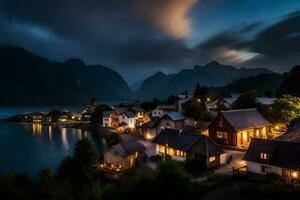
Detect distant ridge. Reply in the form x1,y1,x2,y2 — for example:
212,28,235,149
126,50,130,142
0,46,133,105
135,61,276,100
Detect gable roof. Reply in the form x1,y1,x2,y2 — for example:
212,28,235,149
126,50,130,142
102,111,112,118
156,104,177,111
163,112,186,121
152,129,224,156
106,141,145,158
114,107,128,114
221,108,271,131
123,111,135,118
278,119,300,142
243,138,300,170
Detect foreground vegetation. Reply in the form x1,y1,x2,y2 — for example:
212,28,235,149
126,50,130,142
0,137,299,200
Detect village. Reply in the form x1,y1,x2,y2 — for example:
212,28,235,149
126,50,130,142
95,91,300,181
12,88,299,183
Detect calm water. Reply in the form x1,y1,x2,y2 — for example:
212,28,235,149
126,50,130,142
0,107,106,177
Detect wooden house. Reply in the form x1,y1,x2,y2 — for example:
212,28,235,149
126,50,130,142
103,140,145,179
152,129,227,169
157,112,186,130
208,108,272,149
243,138,300,180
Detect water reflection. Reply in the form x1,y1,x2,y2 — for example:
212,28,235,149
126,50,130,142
48,126,52,140
32,123,42,135
61,128,69,151
0,121,107,177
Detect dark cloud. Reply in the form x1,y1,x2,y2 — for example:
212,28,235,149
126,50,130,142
0,0,300,82
194,11,300,72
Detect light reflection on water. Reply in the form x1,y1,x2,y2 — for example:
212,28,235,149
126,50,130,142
0,122,102,176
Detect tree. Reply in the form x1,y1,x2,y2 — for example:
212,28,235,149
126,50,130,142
48,110,62,122
39,169,73,200
90,104,111,125
232,90,258,109
193,82,201,98
277,65,300,97
272,95,300,125
154,160,193,199
193,83,209,102
57,137,98,188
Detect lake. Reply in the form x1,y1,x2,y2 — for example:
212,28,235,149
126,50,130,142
0,106,106,177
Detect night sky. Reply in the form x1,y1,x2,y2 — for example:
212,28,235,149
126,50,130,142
1,0,300,83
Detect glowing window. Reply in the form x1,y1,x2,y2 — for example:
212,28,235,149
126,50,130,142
260,152,268,160
209,156,216,162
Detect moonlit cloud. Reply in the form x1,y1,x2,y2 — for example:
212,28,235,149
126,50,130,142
134,0,198,39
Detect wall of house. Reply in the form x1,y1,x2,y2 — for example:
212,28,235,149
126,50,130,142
156,145,186,162
158,118,185,131
220,153,227,165
138,127,157,141
206,155,221,168
119,114,136,128
152,109,164,118
247,161,282,176
208,113,236,146
102,117,112,127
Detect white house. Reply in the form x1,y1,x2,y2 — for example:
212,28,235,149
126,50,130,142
151,105,177,118
119,112,136,130
243,138,300,180
102,111,113,127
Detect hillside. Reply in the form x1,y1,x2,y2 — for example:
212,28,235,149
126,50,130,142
135,61,275,100
0,47,133,105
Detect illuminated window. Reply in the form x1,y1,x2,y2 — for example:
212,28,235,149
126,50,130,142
209,156,216,162
217,131,228,139
260,152,268,160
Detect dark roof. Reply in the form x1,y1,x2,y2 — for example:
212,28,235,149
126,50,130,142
114,107,128,114
108,141,145,157
119,133,143,143
123,111,136,118
196,121,210,131
141,117,160,128
156,104,177,110
243,138,300,170
278,119,300,142
189,135,225,157
152,129,224,156
102,111,112,118
163,112,186,121
221,108,271,131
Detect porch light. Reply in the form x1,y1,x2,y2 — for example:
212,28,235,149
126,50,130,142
207,97,210,102
292,171,298,179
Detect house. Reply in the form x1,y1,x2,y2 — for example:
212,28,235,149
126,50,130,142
175,95,193,113
214,96,277,109
27,112,46,123
157,112,186,130
152,129,227,168
103,140,145,179
243,138,300,180
208,108,272,148
137,117,160,140
118,111,136,132
152,105,177,118
137,112,187,140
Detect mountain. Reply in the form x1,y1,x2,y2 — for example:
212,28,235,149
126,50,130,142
135,61,276,100
0,47,133,105
212,73,282,97
129,79,145,92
